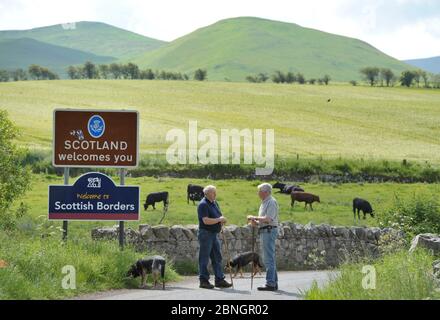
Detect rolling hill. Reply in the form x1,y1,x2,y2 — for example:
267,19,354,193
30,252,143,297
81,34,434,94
405,56,440,74
0,38,114,77
0,21,166,60
131,17,412,81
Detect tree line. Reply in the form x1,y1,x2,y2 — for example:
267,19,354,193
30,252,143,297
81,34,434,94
357,67,440,88
0,62,208,82
0,64,59,82
246,71,331,85
67,61,208,81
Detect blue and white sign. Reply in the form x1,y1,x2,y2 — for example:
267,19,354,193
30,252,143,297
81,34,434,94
48,172,139,221
87,114,106,138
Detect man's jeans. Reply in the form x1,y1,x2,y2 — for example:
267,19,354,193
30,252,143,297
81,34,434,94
198,228,225,282
260,228,278,287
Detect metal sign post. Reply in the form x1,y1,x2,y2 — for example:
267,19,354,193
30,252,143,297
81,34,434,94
62,167,69,241
119,168,125,250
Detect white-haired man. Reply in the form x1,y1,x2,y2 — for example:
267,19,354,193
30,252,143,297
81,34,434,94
248,183,279,291
197,185,232,289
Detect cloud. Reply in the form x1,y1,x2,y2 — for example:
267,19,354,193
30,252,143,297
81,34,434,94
0,0,438,59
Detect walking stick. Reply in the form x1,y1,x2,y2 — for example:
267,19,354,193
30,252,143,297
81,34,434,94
250,222,256,290
221,226,234,288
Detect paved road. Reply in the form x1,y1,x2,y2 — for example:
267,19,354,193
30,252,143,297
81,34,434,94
77,271,334,300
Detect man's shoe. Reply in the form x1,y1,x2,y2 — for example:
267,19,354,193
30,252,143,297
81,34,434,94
199,280,214,289
257,285,277,291
215,279,233,288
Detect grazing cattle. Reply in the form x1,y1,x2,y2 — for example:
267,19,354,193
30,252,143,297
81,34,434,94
273,182,304,194
144,192,169,211
284,185,304,194
353,198,374,220
291,192,320,210
187,184,204,205
273,182,287,192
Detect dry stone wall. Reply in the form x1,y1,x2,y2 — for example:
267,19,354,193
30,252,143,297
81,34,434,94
92,223,403,270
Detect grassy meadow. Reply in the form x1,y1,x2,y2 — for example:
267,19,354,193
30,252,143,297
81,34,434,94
17,173,440,238
1,80,440,163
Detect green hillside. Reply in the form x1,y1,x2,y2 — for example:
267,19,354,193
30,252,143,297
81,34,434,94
405,56,440,74
132,17,411,81
0,38,114,76
0,21,166,60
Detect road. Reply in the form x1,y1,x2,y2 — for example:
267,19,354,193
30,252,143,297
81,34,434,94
77,270,334,300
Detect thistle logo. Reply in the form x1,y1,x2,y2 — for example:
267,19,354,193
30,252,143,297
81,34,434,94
88,115,105,138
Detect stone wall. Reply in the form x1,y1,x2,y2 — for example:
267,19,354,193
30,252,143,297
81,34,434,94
91,223,403,270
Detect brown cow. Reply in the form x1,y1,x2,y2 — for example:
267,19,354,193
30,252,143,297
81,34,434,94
291,192,320,210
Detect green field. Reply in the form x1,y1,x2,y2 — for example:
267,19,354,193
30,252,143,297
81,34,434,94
132,17,411,81
1,80,440,163
19,174,440,238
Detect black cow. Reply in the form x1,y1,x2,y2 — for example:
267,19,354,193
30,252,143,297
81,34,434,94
273,182,304,194
353,198,374,220
187,184,204,205
144,192,169,211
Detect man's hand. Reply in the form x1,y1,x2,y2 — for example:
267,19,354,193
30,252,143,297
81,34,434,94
217,216,227,224
247,215,258,227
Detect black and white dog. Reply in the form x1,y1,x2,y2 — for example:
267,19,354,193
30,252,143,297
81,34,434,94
127,255,166,289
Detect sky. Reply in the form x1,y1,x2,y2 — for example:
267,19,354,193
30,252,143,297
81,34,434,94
0,0,439,60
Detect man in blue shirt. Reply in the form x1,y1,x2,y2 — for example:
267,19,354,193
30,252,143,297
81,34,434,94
197,185,232,289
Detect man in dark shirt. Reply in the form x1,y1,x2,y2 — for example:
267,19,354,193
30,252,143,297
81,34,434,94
197,185,232,289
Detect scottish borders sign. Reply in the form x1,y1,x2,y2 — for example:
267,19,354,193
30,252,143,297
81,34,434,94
53,109,139,168
49,172,140,221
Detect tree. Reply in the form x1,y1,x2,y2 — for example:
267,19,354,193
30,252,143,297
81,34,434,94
296,73,306,84
0,110,31,229
380,68,395,87
308,78,316,85
360,67,380,86
322,74,331,85
285,72,296,84
98,64,110,79
28,64,42,80
271,71,285,83
11,69,27,81
67,66,81,79
109,63,122,79
194,69,207,81
400,70,417,87
0,70,9,82
246,73,269,83
83,61,98,79
140,68,155,80
257,73,268,83
418,70,429,88
246,75,259,83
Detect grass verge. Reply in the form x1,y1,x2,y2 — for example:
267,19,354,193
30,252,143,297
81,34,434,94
305,249,439,300
0,231,180,300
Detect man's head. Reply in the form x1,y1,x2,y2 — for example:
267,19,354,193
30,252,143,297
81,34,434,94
203,185,217,202
257,183,272,201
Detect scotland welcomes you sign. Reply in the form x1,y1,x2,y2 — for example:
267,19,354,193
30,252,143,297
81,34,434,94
53,109,139,168
49,172,140,221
